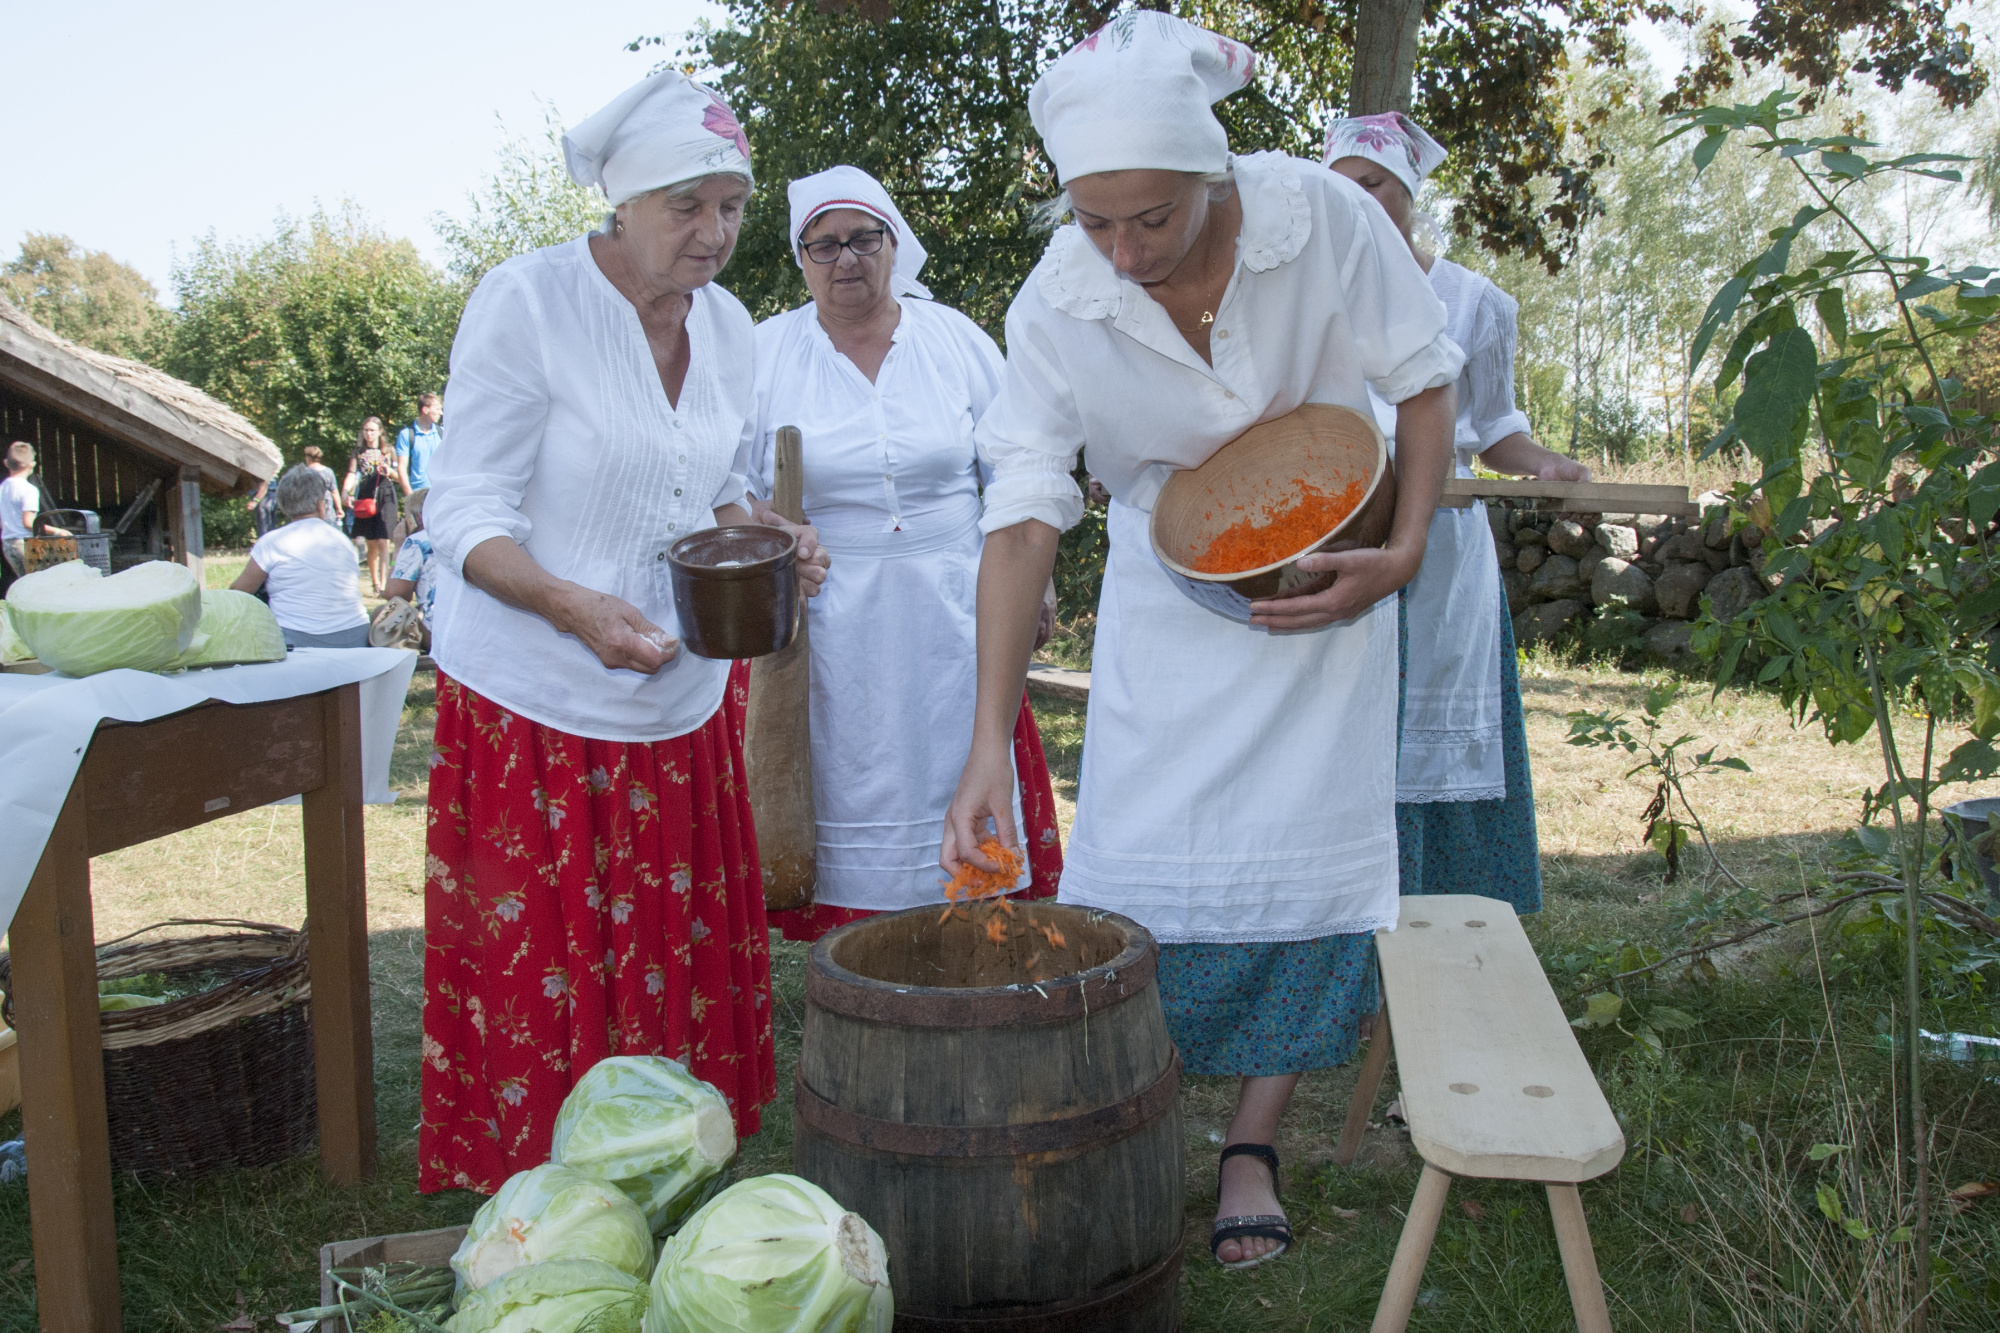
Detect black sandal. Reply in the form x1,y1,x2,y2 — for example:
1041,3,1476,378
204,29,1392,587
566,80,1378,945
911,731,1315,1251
1211,1142,1292,1270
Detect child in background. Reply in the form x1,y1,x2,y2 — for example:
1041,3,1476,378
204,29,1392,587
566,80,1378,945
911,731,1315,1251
375,488,436,650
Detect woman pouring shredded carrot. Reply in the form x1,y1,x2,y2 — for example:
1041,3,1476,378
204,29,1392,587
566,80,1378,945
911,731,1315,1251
942,14,1463,1271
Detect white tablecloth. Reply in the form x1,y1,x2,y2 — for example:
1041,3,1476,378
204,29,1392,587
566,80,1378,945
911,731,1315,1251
0,648,418,937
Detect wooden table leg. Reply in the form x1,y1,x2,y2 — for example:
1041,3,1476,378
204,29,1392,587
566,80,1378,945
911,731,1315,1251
1371,1161,1451,1333
302,682,376,1183
1547,1183,1613,1333
13,789,121,1332
1335,1008,1392,1166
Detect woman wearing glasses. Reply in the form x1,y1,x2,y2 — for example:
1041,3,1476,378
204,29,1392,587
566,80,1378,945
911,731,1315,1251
748,165,1064,940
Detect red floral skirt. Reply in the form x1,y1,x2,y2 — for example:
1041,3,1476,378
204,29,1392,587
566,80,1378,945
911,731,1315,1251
419,666,775,1194
767,692,1065,944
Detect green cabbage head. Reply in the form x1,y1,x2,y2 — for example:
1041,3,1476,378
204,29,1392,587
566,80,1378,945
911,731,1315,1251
5,560,200,675
444,1258,644,1333
169,590,286,669
451,1164,654,1295
551,1056,736,1234
643,1174,892,1333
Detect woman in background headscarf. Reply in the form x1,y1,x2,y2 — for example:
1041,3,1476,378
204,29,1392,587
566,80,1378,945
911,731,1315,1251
1323,113,1587,913
945,14,1464,1269
750,166,1064,941
418,69,827,1193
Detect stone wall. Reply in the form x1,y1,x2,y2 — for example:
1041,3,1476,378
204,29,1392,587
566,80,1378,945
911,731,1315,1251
1489,499,1769,664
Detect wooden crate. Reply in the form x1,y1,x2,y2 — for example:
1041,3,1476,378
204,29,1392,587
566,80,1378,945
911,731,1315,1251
315,1225,465,1332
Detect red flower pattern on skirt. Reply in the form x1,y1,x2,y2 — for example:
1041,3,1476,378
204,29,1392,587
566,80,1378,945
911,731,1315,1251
768,691,1065,943
420,666,774,1194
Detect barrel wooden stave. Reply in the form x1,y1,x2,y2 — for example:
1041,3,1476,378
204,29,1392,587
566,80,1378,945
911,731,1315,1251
794,906,1183,1331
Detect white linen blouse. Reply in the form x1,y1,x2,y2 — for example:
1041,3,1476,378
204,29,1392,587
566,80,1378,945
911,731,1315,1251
425,235,757,743
974,151,1464,944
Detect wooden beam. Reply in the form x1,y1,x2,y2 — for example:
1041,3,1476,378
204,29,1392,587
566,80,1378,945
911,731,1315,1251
1439,477,1700,517
302,683,376,1184
13,787,122,1333
0,354,255,492
176,464,204,582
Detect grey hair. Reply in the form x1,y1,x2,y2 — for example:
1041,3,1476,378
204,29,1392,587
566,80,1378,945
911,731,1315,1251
275,464,329,518
606,171,758,230
1031,169,1234,232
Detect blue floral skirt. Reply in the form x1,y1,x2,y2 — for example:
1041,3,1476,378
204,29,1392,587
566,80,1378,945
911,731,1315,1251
1395,594,1542,912
1158,933,1377,1076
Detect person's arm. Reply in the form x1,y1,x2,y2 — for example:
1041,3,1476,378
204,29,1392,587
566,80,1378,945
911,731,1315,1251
739,498,830,596
463,537,676,673
21,504,69,538
1463,284,1589,483
245,480,267,511
1479,432,1590,481
382,576,418,602
231,560,267,593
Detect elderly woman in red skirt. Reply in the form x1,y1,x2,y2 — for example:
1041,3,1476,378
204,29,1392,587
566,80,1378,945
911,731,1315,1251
417,70,827,1193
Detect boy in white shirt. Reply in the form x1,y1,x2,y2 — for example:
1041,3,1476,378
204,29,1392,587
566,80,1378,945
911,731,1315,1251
2,442,70,581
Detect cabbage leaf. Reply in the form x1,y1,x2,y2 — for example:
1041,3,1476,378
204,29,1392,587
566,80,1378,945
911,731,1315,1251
445,1258,644,1333
169,590,287,669
0,602,31,664
451,1163,653,1295
644,1174,892,1333
5,560,200,675
551,1056,736,1234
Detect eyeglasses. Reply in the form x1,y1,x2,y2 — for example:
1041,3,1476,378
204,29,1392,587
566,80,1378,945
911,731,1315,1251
802,227,888,264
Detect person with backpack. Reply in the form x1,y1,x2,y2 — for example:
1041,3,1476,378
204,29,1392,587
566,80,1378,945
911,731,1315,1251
395,392,444,491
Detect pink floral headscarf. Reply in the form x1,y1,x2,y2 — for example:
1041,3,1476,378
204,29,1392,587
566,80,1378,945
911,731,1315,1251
564,70,754,206
1321,112,1446,199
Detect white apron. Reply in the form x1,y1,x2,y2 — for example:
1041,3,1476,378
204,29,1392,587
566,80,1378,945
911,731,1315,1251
803,511,1027,911
1058,500,1401,944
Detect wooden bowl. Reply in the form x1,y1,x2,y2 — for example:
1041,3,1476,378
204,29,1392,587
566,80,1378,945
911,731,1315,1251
1150,403,1395,611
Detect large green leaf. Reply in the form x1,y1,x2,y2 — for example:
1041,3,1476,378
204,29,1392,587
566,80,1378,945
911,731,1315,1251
1735,326,1818,457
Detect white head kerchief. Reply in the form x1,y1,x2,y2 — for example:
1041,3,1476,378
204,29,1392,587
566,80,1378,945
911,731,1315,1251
563,69,754,206
1321,112,1446,199
1028,13,1255,185
787,165,933,300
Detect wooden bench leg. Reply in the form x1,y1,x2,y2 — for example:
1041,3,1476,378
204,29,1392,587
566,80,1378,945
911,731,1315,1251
1335,1008,1392,1166
1371,1161,1451,1333
1547,1183,1613,1333
13,791,122,1332
303,683,376,1184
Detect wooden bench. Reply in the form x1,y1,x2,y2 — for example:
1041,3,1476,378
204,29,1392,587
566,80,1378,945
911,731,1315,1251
1335,895,1626,1333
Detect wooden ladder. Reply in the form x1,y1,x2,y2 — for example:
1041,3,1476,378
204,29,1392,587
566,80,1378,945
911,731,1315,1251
1336,895,1627,1332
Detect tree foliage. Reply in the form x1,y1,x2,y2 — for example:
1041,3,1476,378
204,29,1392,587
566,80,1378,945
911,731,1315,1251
433,109,610,287
161,207,458,470
1,233,169,360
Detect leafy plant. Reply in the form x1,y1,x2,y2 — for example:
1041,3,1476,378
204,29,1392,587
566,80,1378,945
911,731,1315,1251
1665,89,2000,1328
1566,680,1751,883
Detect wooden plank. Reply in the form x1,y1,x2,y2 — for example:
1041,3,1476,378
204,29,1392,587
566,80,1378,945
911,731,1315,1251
743,424,816,910
302,683,376,1184
1375,895,1625,1182
1027,663,1091,704
319,1226,466,1331
12,787,122,1333
82,697,328,856
1439,477,1699,516
176,464,204,581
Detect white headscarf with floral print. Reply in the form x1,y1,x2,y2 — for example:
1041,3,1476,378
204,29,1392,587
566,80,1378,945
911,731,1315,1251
563,69,754,206
1321,111,1446,199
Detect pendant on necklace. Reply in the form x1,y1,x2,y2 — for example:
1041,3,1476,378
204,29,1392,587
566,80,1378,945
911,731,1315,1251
1200,311,1214,325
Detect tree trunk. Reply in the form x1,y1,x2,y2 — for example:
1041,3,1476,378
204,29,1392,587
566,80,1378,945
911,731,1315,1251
1348,0,1427,115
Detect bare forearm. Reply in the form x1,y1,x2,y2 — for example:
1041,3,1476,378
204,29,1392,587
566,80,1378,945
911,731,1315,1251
974,520,1060,749
1479,433,1591,482
462,536,578,629
1387,383,1454,565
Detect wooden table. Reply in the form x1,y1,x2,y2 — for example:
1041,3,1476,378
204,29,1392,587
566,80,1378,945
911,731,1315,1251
11,684,375,1332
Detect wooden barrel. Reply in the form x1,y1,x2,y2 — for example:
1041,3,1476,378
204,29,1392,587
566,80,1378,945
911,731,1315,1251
794,903,1183,1332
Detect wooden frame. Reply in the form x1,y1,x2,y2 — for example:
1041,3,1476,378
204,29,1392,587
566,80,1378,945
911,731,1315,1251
1439,477,1700,517
10,685,375,1332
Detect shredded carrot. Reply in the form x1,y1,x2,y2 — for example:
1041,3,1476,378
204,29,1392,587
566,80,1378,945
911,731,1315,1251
984,915,1010,946
943,837,1025,903
1190,477,1366,574
1039,923,1067,950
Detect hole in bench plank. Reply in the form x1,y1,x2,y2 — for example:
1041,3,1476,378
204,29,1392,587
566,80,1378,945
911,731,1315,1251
1408,921,1431,928
1523,1085,1554,1098
1449,1082,1478,1094
1464,920,1487,927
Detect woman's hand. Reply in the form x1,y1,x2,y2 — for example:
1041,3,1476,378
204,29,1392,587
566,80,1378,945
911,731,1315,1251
943,739,1023,875
746,499,831,597
1249,543,1420,630
550,584,680,673
1033,579,1059,651
1478,432,1591,483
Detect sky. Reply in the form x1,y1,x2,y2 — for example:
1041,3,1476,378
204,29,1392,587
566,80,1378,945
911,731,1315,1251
3,0,721,296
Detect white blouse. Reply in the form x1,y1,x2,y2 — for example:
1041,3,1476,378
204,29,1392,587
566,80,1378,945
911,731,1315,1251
1371,258,1532,478
974,152,1465,945
425,235,757,742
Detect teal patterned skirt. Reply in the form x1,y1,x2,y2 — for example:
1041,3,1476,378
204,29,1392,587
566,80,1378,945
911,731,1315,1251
1395,592,1543,912
1158,933,1377,1076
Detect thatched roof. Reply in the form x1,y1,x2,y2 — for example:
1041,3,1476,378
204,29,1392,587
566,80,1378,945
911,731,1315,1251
0,297,282,493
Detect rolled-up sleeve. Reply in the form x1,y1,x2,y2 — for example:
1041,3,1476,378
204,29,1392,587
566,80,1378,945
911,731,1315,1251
1332,181,1465,405
1468,286,1533,449
973,305,1087,535
426,268,549,575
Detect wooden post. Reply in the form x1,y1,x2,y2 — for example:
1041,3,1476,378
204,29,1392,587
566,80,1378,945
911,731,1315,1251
1334,1009,1393,1166
742,425,817,910
177,465,204,583
1547,1184,1613,1333
1371,1163,1452,1333
13,790,121,1332
302,682,375,1182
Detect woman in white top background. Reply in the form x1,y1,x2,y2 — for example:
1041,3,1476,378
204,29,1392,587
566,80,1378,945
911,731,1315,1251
749,166,1064,941
943,14,1463,1269
417,69,827,1194
232,464,371,647
1324,113,1588,913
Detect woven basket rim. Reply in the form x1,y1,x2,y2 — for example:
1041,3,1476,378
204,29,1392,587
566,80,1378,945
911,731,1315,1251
0,918,309,1045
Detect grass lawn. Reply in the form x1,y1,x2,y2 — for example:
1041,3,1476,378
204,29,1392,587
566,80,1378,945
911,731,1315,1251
2,647,1997,1329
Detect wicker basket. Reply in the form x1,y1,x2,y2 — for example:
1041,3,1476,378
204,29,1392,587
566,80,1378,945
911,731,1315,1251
0,919,317,1178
